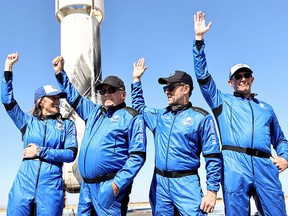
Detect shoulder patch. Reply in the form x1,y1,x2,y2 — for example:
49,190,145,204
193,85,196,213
191,106,209,116
123,106,139,117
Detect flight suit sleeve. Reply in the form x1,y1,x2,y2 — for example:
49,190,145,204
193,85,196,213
131,81,158,132
38,120,78,163
113,114,147,190
55,70,96,121
201,114,222,192
2,71,30,131
193,40,224,110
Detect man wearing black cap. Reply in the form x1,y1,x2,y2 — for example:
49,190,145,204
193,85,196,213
131,58,222,215
52,56,147,216
193,11,288,216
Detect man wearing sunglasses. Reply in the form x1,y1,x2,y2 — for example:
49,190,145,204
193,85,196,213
52,56,147,216
193,11,288,216
131,58,222,215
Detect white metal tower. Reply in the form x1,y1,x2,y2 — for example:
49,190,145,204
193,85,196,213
55,0,104,193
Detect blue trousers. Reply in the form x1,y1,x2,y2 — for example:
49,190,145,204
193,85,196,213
222,151,286,216
77,180,131,216
155,174,206,216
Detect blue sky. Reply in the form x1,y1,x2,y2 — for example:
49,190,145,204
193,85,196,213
1,0,288,207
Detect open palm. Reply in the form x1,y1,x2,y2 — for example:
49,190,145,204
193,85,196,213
133,58,148,80
194,11,212,37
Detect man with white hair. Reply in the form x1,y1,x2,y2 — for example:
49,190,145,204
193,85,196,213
53,56,147,216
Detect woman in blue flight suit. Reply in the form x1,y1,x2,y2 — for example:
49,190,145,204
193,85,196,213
1,52,78,216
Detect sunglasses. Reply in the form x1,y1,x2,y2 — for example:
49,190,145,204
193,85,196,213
163,83,184,93
234,72,252,80
99,86,117,95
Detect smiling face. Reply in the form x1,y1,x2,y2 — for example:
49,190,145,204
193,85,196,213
228,71,254,98
38,95,61,116
100,85,126,110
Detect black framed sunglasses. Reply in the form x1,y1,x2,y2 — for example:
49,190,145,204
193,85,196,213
234,72,252,80
163,83,184,93
99,86,117,95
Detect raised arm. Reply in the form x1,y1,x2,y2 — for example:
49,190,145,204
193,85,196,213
2,53,30,130
193,11,224,110
131,58,158,132
52,56,96,121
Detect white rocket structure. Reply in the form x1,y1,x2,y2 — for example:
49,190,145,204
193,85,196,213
55,0,104,193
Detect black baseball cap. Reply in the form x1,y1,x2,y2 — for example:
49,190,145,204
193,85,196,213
96,76,125,90
158,70,193,88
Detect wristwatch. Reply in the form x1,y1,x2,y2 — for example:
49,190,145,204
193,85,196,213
36,146,42,157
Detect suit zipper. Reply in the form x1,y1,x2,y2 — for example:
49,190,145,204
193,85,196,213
83,113,105,177
248,100,255,175
35,121,47,195
165,113,178,191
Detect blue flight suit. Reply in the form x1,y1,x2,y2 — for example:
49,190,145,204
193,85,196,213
56,71,147,216
131,81,222,215
193,39,288,216
2,71,78,216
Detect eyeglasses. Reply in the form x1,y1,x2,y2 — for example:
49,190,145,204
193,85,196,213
234,73,252,80
99,86,117,95
163,83,184,93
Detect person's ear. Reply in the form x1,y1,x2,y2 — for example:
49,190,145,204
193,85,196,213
183,84,190,95
228,79,233,87
37,99,43,108
122,91,126,100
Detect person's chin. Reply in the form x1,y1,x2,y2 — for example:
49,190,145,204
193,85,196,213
167,100,173,106
53,109,60,115
237,88,249,94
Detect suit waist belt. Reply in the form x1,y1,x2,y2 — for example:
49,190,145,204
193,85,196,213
222,145,271,158
83,173,116,184
155,167,198,178
22,157,63,166
23,157,42,161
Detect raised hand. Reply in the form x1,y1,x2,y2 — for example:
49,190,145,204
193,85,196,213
5,52,19,71
52,56,65,74
133,58,148,82
194,11,212,40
